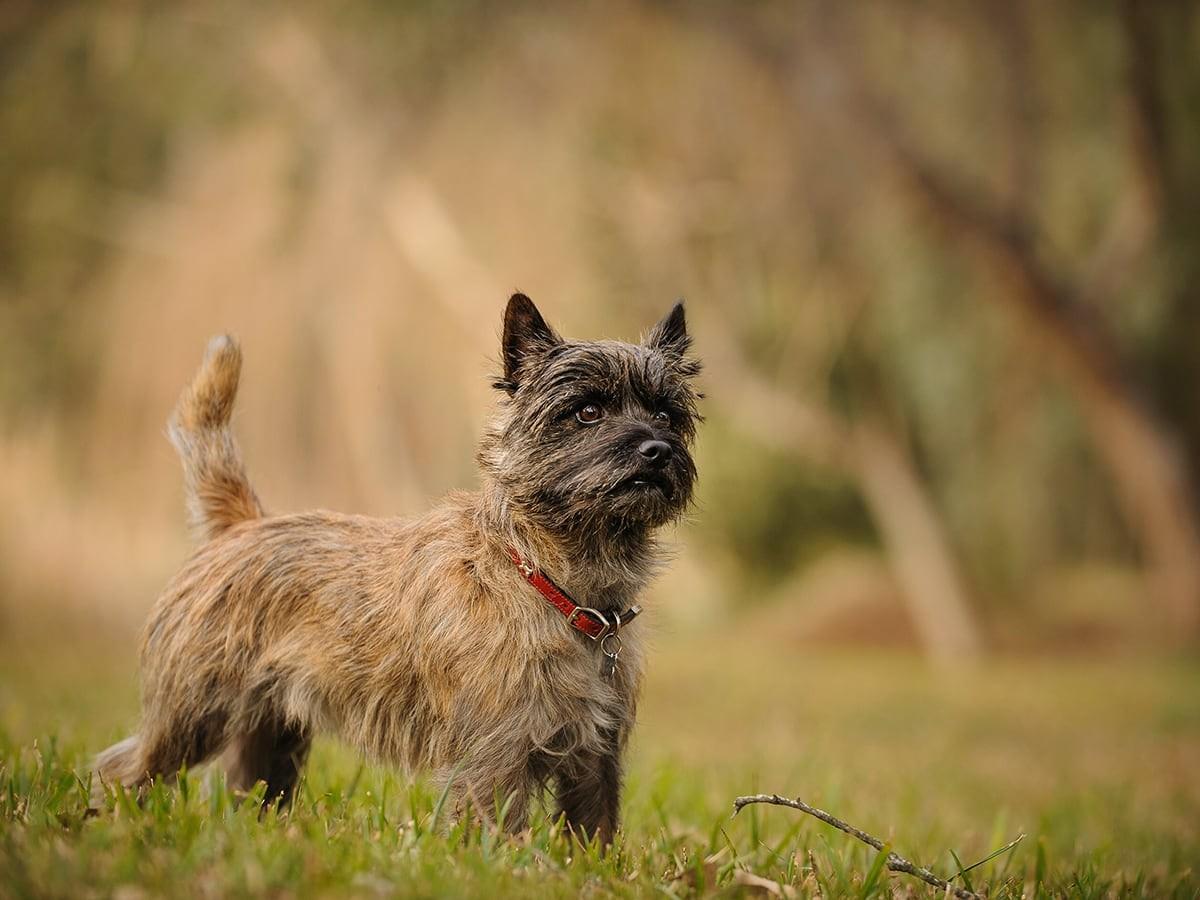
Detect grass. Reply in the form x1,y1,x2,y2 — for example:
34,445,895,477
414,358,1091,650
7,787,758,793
1,625,1198,898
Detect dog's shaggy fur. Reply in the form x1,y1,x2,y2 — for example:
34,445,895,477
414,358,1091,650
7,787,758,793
95,294,701,843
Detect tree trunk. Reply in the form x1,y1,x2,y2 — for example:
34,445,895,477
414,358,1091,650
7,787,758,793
711,336,984,662
904,166,1200,639
843,73,1200,641
850,419,984,662
1072,367,1200,636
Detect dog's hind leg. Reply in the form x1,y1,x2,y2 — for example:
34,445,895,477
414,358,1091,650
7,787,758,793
93,735,146,801
223,713,311,810
94,709,230,802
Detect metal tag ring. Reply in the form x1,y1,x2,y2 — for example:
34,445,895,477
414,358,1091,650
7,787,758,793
600,632,623,658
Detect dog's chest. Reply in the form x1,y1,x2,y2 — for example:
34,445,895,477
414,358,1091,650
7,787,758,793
522,630,644,755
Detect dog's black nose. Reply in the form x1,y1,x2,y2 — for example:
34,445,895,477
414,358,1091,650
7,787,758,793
637,439,672,469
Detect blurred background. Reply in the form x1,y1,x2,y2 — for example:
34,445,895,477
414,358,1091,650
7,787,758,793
2,0,1200,664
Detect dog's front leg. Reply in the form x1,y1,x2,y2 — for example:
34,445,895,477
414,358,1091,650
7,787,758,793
459,763,532,835
555,740,622,846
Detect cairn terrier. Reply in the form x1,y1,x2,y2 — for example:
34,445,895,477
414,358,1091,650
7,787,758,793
95,294,701,843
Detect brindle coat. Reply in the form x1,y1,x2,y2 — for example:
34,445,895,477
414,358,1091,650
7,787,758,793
95,294,701,844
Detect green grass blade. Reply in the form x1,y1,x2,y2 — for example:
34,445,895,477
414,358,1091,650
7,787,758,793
429,760,464,835
860,842,891,898
960,832,1026,878
1035,837,1048,898
950,848,976,893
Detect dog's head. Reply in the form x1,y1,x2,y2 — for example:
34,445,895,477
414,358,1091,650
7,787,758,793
480,293,701,534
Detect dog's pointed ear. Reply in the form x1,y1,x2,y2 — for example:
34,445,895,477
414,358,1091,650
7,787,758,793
645,300,690,356
499,293,561,391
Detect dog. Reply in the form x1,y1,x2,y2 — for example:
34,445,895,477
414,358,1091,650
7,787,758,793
95,293,701,844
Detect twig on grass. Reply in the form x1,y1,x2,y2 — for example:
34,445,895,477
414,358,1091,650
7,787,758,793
734,793,1015,900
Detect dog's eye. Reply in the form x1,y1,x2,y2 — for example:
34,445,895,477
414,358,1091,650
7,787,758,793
652,410,671,427
576,404,604,424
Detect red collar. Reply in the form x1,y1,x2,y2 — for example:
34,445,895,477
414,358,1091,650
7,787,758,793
508,548,641,640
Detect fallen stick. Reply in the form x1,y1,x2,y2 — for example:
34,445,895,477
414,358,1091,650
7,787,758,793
733,793,1004,900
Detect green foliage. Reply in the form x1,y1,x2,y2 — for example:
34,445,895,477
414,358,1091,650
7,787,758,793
697,425,876,587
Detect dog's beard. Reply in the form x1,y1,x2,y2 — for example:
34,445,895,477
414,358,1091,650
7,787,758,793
599,466,688,527
512,450,695,533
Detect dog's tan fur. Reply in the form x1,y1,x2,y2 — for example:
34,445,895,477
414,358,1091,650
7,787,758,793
96,297,699,843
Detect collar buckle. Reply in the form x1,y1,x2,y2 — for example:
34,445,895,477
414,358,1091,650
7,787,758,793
509,547,641,643
567,606,611,640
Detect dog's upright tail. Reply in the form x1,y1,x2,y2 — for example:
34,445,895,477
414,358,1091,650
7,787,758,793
168,335,263,542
